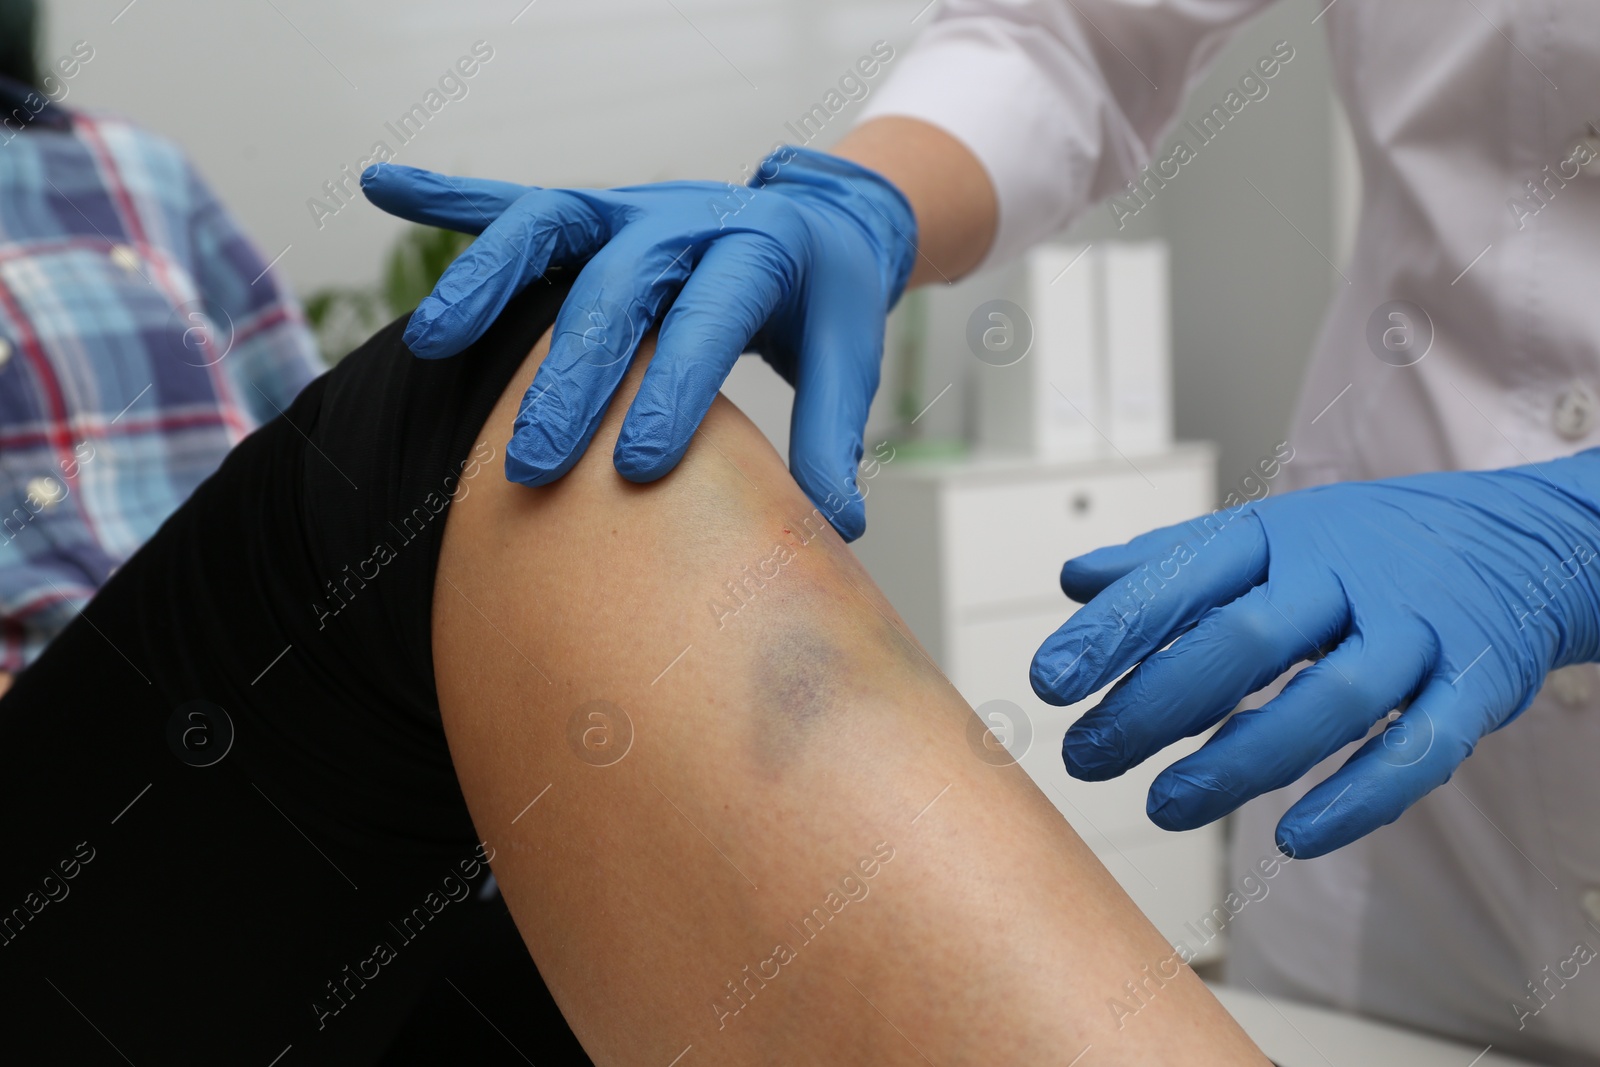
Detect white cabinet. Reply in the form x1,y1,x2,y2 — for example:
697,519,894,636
853,443,1226,961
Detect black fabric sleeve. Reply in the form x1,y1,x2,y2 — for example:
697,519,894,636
0,275,590,1065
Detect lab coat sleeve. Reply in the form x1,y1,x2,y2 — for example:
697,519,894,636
859,0,1281,268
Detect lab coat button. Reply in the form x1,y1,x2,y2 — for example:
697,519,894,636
26,476,63,511
1583,887,1600,926
109,244,140,274
1547,664,1594,708
1553,383,1597,440
0,337,11,369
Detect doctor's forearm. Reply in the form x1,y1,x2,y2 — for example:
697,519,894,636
834,116,998,287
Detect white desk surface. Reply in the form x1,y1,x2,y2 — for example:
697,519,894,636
1210,985,1544,1067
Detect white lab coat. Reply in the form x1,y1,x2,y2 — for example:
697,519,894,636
863,1,1600,1061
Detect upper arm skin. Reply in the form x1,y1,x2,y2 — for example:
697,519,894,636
432,326,1266,1066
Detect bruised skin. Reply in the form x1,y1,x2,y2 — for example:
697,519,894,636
431,325,1267,1065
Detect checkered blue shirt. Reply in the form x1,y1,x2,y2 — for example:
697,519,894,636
0,87,324,672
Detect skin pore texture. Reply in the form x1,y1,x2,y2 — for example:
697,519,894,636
432,324,1266,1065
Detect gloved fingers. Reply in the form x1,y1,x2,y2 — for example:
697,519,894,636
613,233,794,482
359,164,531,234
404,188,612,360
1063,579,1348,782
785,260,886,543
1030,515,1271,707
1143,628,1432,830
1058,512,1246,602
505,232,699,486
1274,673,1495,858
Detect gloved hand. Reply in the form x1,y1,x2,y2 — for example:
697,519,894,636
359,147,917,540
1029,453,1600,857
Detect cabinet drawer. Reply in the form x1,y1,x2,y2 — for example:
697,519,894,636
944,460,1213,613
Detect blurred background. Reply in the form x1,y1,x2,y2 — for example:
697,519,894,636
40,0,1352,490
37,0,1360,1022
16,8,1577,1063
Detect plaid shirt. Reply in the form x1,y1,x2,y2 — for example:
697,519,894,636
0,81,324,671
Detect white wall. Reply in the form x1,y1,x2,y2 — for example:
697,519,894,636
1090,2,1342,501
42,0,931,290
42,0,1341,502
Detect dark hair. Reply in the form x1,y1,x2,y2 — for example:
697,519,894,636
0,0,41,90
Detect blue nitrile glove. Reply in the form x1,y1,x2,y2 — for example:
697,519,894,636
1029,453,1600,858
359,148,917,540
